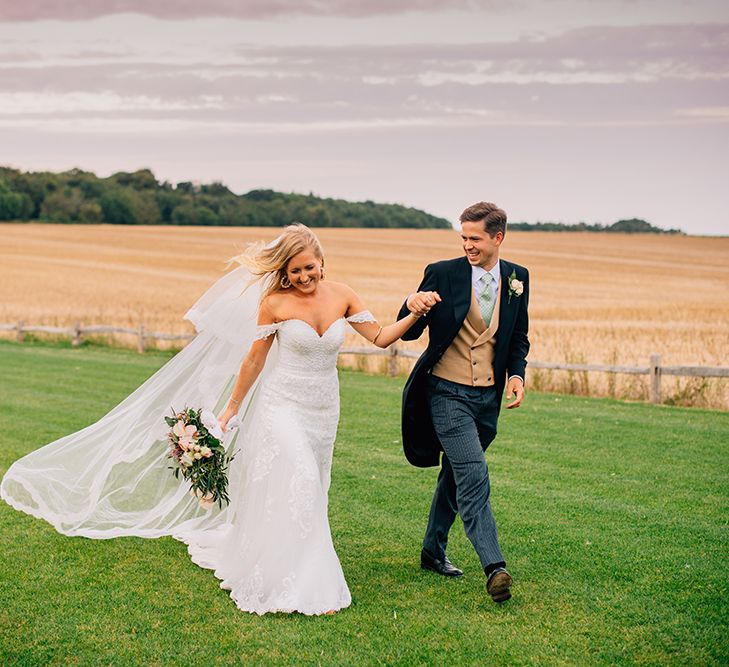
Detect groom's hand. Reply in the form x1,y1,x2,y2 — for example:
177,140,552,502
407,291,441,316
505,377,524,409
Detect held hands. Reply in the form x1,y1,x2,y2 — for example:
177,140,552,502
505,377,525,409
407,291,442,317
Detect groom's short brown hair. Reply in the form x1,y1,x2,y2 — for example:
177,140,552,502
460,202,507,238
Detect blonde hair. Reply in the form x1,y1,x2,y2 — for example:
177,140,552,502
233,223,324,301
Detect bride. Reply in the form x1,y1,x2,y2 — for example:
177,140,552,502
1,223,437,616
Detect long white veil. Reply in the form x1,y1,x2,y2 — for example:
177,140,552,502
0,265,276,539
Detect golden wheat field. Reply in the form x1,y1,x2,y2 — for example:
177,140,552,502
1,223,728,409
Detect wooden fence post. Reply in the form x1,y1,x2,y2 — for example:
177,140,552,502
72,321,82,347
16,320,24,343
137,324,146,354
388,344,398,377
649,354,662,404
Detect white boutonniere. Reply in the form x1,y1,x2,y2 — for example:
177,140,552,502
507,270,524,304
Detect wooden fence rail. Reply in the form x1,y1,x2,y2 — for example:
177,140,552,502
3,321,728,405
0,321,196,353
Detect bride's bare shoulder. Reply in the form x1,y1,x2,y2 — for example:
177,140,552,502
259,293,283,322
263,291,281,307
325,280,356,298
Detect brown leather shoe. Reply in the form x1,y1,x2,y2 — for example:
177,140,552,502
486,568,512,603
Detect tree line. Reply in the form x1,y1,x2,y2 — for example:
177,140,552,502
0,167,451,229
509,219,683,234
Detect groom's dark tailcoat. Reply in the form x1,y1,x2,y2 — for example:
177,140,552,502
398,256,530,468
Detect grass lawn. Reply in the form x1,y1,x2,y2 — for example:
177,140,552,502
0,340,727,666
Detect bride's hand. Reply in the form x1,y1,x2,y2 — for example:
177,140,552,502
218,407,238,433
407,290,441,316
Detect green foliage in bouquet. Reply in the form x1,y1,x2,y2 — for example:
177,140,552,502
164,407,235,509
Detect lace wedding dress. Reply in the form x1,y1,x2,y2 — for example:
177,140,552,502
1,265,374,616
176,314,374,615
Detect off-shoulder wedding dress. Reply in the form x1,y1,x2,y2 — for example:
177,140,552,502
1,266,373,615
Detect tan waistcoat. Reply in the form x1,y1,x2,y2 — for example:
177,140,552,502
431,285,501,387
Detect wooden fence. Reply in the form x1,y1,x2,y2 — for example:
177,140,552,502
2,321,728,405
1,321,192,354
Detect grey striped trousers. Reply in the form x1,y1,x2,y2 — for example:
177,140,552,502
423,375,505,572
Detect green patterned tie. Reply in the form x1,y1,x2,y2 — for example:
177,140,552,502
477,273,495,325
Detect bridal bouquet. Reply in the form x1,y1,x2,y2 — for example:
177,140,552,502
165,407,235,509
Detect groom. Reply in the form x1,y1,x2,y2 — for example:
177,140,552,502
397,201,529,603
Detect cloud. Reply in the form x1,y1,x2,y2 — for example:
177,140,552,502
675,105,729,120
0,22,725,131
0,0,512,22
4,22,725,79
249,23,729,75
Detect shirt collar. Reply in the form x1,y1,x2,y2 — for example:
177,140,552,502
471,261,500,284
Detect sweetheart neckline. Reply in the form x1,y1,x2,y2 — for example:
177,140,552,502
277,317,345,339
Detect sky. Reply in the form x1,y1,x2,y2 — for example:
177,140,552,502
0,0,727,234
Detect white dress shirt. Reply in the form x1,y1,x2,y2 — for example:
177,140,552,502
471,263,500,301
471,261,524,387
